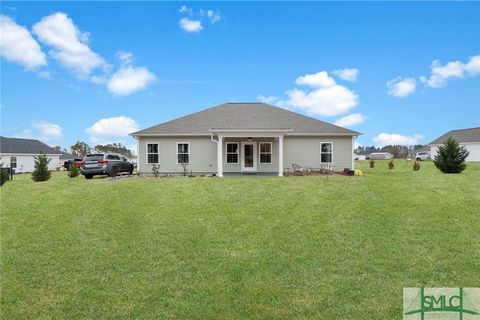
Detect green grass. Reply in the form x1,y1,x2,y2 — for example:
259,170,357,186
1,160,479,319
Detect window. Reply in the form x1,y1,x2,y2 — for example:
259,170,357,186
259,142,272,164
226,142,239,164
177,142,190,164
10,157,17,169
320,142,333,163
107,154,120,160
147,143,159,164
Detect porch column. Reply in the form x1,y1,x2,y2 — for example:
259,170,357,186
217,136,223,177
278,135,284,176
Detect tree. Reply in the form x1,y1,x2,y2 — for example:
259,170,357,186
71,141,92,157
31,152,51,182
0,159,9,186
433,137,469,173
94,143,133,158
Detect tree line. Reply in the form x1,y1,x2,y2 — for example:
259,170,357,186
68,141,134,158
355,145,428,158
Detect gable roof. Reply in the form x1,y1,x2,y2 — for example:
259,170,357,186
59,150,76,160
429,127,480,145
0,136,62,155
131,103,360,136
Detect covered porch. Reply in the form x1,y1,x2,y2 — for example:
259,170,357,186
211,129,292,177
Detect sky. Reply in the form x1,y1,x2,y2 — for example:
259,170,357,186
1,1,479,152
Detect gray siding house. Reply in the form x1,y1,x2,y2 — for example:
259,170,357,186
130,103,360,176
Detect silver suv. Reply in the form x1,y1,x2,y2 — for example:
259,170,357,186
415,151,431,161
80,153,134,179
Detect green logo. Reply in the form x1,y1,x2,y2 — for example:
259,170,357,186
404,288,480,320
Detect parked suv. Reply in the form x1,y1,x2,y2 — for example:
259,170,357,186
415,151,431,161
63,158,83,170
80,153,134,179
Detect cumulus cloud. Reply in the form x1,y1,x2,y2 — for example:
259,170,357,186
107,51,156,98
14,121,63,142
334,113,366,127
179,18,203,33
0,15,47,69
258,70,359,117
387,77,416,97
207,10,221,23
420,55,480,88
333,68,359,82
32,12,106,78
86,116,139,144
373,133,423,147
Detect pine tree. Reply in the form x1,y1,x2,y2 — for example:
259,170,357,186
31,153,51,182
433,137,469,173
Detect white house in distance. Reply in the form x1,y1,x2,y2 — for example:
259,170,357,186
0,136,62,173
429,127,480,162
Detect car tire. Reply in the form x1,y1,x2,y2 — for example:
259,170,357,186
110,166,118,177
416,158,421,161
85,174,93,179
129,165,134,175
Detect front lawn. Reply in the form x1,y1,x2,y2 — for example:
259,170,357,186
1,161,479,319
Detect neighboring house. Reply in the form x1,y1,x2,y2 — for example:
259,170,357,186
370,152,393,160
429,127,480,162
0,136,61,173
130,102,361,176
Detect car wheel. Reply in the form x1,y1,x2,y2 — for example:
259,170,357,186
110,166,118,177
129,165,134,175
85,174,93,179
416,158,421,161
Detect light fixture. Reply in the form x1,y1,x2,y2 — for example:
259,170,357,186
248,137,252,141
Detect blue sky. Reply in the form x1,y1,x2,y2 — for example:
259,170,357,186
1,1,479,151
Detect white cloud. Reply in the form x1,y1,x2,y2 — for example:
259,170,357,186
295,71,336,88
207,10,221,23
179,18,203,33
38,71,51,79
14,121,63,142
86,116,139,144
257,95,281,105
334,113,366,127
387,77,416,97
32,12,106,78
0,15,46,69
179,6,193,15
373,133,423,147
107,66,156,96
258,70,359,117
420,55,480,88
117,50,133,65
333,68,359,82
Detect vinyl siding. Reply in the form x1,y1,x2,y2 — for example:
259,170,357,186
283,136,353,171
0,154,60,173
430,143,480,162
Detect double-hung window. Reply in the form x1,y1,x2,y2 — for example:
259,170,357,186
226,142,239,164
147,143,159,164
177,142,190,164
259,142,272,164
10,156,17,169
320,142,333,163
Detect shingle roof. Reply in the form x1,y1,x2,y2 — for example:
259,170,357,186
59,150,76,160
0,136,61,155
429,127,480,145
131,102,360,136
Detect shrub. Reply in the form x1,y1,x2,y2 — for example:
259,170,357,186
68,165,80,178
433,137,469,173
388,160,394,169
412,160,421,171
152,164,160,178
31,153,51,182
369,160,375,168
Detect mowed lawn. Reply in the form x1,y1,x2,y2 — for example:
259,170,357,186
1,161,479,319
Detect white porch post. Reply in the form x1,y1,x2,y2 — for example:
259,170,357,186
217,136,223,177
278,135,284,176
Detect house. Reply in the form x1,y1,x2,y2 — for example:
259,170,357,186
429,127,480,162
0,136,61,173
370,152,393,160
130,102,360,176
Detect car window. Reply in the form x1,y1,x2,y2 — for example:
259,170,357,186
85,155,103,161
122,157,127,161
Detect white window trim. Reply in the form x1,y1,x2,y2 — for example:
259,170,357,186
259,142,273,164
146,142,160,164
320,142,333,163
225,142,239,164
176,142,190,164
